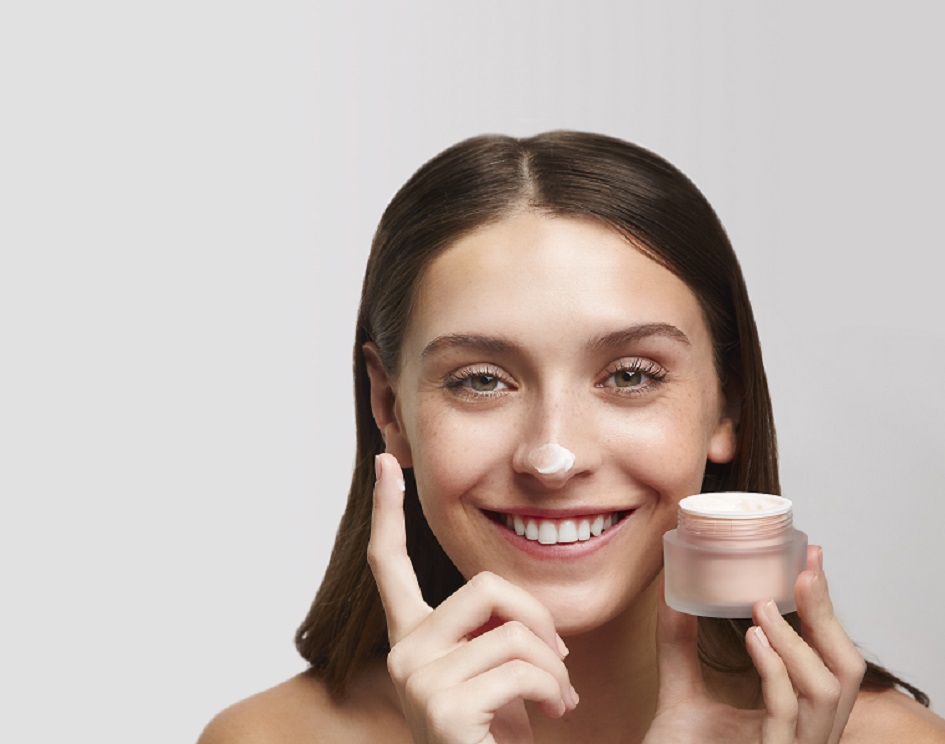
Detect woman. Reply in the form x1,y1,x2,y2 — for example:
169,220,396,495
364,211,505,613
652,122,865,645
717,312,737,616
200,132,945,742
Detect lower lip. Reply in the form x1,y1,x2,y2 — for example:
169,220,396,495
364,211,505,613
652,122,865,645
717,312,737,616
489,512,634,560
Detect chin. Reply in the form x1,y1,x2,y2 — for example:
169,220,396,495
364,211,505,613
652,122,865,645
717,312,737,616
524,579,648,638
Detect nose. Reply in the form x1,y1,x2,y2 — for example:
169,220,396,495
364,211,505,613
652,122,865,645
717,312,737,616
511,391,601,488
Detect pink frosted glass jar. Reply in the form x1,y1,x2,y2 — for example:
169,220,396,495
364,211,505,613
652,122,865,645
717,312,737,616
663,492,808,618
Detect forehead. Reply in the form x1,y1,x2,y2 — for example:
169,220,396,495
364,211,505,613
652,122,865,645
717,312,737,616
406,211,712,353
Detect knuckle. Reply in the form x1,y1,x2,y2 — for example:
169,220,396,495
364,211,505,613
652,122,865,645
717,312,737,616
386,645,409,685
502,619,530,648
844,653,867,684
468,570,502,595
366,541,381,572
815,677,843,707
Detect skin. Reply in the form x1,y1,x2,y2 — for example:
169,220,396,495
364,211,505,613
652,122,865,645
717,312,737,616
375,210,736,638
198,212,945,743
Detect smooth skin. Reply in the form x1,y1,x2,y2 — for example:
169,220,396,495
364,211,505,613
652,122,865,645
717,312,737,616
370,212,737,643
199,213,945,743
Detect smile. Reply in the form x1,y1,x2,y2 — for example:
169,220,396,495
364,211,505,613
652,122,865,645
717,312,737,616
489,511,628,546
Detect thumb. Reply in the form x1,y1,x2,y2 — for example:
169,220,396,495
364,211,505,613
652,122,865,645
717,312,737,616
656,578,706,706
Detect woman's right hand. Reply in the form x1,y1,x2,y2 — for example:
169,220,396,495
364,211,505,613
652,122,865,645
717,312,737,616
367,453,578,744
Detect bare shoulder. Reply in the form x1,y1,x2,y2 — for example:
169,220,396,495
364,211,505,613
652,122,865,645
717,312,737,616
842,688,945,743
197,664,410,744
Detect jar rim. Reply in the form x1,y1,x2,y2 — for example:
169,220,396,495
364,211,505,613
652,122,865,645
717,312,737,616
679,492,792,519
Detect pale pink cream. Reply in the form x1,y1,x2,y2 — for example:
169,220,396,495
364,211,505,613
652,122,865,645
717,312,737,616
528,443,576,475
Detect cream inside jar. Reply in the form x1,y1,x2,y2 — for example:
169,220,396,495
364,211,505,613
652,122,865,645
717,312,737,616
663,492,808,618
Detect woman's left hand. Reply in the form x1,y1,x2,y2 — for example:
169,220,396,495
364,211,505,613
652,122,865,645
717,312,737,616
642,546,867,744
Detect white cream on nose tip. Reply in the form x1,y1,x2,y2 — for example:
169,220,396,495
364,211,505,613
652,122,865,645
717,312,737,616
528,443,576,475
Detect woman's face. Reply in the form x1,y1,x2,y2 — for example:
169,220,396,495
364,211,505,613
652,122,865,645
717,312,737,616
375,211,736,634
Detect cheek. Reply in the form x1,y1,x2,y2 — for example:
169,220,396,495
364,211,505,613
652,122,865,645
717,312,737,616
604,404,714,499
407,406,515,519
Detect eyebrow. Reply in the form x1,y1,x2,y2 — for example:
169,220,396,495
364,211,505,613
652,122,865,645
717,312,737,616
585,323,691,353
421,333,517,359
420,323,690,359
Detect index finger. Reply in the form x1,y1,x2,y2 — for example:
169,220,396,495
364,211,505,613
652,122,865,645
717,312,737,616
367,453,430,643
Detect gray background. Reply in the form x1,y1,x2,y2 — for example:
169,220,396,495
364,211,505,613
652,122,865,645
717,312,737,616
2,2,943,742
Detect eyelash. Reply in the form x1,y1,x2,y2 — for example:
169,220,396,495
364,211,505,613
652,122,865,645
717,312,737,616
597,358,669,397
443,359,669,400
443,365,512,399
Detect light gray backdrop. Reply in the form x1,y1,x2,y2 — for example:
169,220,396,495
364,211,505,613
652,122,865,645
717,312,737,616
2,2,943,742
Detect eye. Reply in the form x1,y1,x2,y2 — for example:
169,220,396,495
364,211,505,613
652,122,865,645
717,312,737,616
613,369,646,388
444,365,512,398
469,373,503,392
599,358,668,395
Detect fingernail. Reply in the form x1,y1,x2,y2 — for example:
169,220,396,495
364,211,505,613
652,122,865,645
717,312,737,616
556,633,569,658
753,626,771,649
763,599,780,621
569,685,580,707
396,477,406,492
813,545,824,571
375,454,383,480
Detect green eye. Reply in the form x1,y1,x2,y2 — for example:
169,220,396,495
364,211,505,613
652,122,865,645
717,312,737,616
614,370,644,388
600,359,668,395
470,374,500,392
444,366,510,397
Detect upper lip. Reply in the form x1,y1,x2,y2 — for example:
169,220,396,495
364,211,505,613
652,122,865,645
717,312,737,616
483,506,634,519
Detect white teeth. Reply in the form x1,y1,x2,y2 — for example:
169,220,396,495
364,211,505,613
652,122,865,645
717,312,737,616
508,513,621,545
578,519,591,541
537,521,558,544
558,520,578,543
525,519,539,540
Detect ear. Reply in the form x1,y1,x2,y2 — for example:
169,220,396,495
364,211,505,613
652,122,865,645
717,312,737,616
707,415,736,464
362,342,413,467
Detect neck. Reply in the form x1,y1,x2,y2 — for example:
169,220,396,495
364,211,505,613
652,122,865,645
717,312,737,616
527,577,661,744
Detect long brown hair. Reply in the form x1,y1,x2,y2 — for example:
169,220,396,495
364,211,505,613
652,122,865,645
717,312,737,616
296,131,927,705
